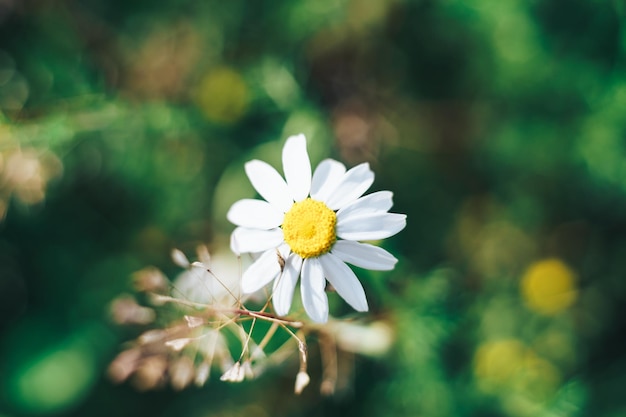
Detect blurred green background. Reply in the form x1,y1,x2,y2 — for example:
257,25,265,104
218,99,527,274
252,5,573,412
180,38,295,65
1,0,626,416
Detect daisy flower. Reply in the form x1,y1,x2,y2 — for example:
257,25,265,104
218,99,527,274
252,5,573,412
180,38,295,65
227,134,406,323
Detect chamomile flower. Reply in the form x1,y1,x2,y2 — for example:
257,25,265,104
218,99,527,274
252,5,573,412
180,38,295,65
227,134,406,323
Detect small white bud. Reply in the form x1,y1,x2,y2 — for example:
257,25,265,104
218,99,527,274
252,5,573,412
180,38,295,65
138,329,166,344
294,371,310,395
171,248,190,268
220,362,245,382
196,245,212,265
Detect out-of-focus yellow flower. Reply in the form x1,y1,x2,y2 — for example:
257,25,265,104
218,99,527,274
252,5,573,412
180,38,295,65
473,339,561,402
474,339,526,385
521,258,577,315
196,67,249,125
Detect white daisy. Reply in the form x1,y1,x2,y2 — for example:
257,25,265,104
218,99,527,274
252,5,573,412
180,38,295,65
227,134,406,323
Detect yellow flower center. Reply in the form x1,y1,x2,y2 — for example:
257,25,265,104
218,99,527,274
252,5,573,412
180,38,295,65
282,198,337,259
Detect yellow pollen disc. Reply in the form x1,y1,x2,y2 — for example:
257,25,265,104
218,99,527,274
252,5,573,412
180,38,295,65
282,198,337,259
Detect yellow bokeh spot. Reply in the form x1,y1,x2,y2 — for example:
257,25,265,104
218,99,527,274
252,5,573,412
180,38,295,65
282,198,336,259
196,67,249,125
473,339,561,401
474,339,527,385
521,258,578,315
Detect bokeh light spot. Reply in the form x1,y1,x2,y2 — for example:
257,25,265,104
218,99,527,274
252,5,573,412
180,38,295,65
521,258,578,315
474,339,561,402
196,67,249,125
9,343,96,415
474,339,527,386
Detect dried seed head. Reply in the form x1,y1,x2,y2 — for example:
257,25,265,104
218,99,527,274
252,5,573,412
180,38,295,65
109,295,156,325
320,380,335,396
108,348,141,383
132,267,169,293
132,355,168,391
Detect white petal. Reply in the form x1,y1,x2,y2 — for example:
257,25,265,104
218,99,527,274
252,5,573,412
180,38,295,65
245,160,293,213
337,213,407,241
319,253,368,312
331,240,398,271
227,199,284,229
241,249,282,294
336,191,394,220
272,254,302,316
282,134,311,202
310,159,346,201
300,258,329,323
324,163,375,210
230,227,284,255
